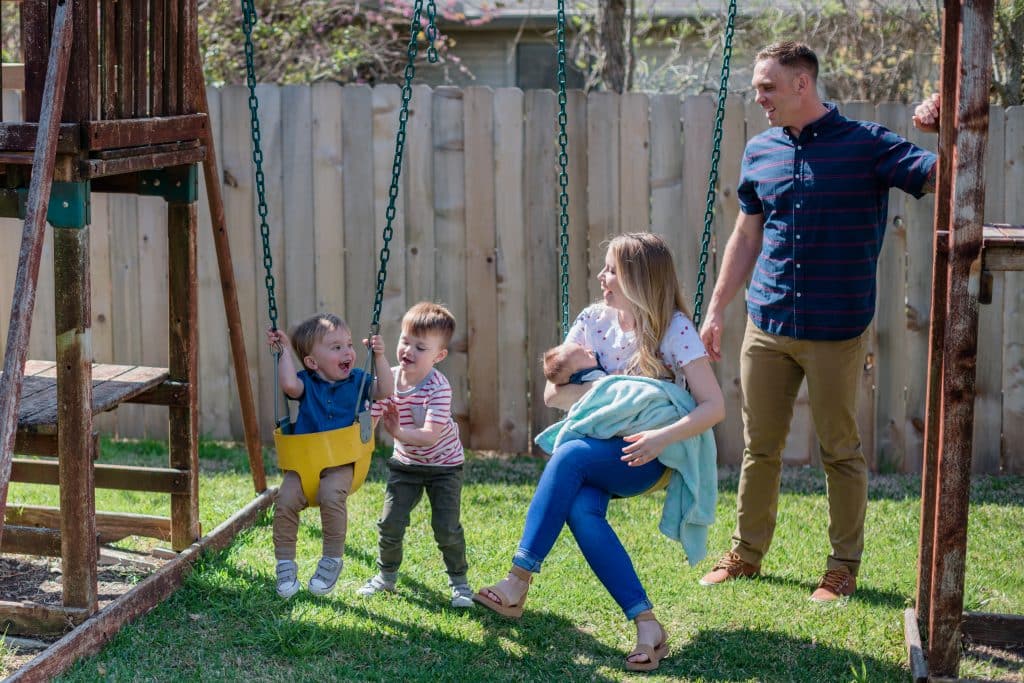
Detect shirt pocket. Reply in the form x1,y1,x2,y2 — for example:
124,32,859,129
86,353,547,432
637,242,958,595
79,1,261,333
410,403,427,428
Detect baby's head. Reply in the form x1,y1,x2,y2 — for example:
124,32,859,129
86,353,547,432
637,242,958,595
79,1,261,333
543,342,598,385
290,313,354,379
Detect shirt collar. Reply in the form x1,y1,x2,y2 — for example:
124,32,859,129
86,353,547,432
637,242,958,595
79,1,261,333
786,102,841,141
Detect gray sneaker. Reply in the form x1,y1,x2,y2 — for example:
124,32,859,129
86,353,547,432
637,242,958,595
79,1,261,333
276,560,299,599
450,583,474,608
357,573,397,596
308,557,343,596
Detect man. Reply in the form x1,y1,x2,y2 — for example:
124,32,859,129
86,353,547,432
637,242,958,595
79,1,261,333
699,41,939,601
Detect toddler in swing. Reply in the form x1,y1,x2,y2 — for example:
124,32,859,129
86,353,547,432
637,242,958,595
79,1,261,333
357,302,473,608
543,341,608,386
266,312,392,598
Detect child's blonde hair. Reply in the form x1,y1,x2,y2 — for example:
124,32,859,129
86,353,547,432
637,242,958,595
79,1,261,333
402,302,456,348
607,232,689,379
289,313,348,371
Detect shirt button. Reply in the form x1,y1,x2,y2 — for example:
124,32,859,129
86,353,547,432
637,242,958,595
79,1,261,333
797,292,802,298
797,145,802,150
796,203,801,208
796,263,801,269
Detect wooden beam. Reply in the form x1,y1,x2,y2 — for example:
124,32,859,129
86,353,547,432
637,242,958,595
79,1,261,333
0,523,62,555
2,63,26,90
963,611,1024,647
0,123,80,153
79,146,204,179
904,608,929,683
0,601,89,636
0,0,74,557
11,459,190,493
82,114,207,150
127,380,191,407
7,490,275,678
6,504,171,542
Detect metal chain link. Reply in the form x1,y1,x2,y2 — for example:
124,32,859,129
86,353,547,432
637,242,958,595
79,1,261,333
692,0,737,328
425,0,440,63
240,0,277,331
370,0,430,332
555,0,571,336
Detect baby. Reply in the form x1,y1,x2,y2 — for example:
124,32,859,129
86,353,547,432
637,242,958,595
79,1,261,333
542,341,607,386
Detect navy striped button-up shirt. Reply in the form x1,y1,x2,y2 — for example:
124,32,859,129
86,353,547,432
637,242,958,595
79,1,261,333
738,103,936,341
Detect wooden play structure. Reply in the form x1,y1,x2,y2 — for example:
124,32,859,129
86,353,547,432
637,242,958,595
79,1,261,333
904,1,1024,680
0,0,274,675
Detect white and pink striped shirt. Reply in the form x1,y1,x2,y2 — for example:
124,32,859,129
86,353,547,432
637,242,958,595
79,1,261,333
372,368,464,466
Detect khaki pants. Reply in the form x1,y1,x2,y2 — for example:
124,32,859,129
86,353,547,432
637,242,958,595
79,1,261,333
273,464,353,561
732,319,869,575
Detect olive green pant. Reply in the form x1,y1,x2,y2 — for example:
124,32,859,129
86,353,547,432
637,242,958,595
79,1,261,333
731,319,869,575
273,464,353,561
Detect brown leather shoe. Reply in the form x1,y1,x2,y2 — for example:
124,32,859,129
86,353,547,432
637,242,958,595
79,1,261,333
699,551,760,586
810,567,856,602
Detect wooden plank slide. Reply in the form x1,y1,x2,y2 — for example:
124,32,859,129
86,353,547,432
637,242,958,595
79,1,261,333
4,489,275,681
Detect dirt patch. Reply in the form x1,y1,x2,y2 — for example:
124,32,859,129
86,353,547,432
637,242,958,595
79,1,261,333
1,550,171,677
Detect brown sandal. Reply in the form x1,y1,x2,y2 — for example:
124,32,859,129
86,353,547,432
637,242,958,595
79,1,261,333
625,612,669,672
472,566,533,618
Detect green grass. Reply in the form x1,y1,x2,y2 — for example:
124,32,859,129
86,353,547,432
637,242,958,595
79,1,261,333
4,440,1023,682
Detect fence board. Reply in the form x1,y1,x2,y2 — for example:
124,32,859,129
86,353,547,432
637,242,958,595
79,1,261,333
619,92,650,232
371,84,406,364
1003,105,1024,474
874,102,910,472
108,195,143,437
137,196,168,438
464,87,500,449
311,82,345,319
586,92,619,302
493,88,528,453
219,85,258,439
903,120,937,472
972,106,1005,474
649,94,684,261
89,193,116,434
680,95,714,292
339,85,375,341
712,95,746,466
196,85,232,439
405,85,436,305
281,85,315,331
525,89,559,442
433,87,469,434
254,84,285,441
566,90,590,317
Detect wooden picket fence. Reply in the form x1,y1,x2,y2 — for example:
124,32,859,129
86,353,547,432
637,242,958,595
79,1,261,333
1,85,1021,474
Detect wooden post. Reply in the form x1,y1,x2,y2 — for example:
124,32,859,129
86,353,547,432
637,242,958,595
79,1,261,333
927,0,995,676
0,0,74,550
54,225,97,611
168,200,200,549
190,47,266,492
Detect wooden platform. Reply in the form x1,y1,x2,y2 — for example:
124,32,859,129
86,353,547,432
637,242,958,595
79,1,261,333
3,360,170,431
981,223,1024,272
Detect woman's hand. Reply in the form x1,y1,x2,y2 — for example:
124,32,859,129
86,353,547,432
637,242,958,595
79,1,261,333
621,428,672,466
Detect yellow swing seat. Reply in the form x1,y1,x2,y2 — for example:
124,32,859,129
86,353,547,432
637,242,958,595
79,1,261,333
274,422,375,505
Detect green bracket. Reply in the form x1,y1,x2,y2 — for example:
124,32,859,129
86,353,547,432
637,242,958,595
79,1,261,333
17,181,91,229
139,164,199,203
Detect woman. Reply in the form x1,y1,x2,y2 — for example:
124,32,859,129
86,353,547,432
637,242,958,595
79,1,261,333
474,233,725,672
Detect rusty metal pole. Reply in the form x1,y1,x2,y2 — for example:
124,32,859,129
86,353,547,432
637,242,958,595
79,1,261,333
188,45,267,493
927,0,995,676
0,0,74,549
916,0,960,628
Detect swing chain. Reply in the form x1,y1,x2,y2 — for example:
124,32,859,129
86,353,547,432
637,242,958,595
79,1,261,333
240,0,277,332
425,0,440,63
371,0,431,328
692,0,737,328
555,0,571,336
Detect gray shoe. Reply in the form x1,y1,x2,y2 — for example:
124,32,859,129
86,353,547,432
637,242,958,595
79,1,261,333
357,573,397,596
308,557,343,596
276,560,299,599
450,583,474,608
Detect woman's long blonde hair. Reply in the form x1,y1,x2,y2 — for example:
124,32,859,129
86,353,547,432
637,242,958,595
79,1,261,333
608,233,690,379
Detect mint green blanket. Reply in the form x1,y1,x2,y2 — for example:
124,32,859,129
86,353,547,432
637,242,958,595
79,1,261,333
535,375,718,566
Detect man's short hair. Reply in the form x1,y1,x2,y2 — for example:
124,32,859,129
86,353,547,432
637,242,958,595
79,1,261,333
402,302,456,348
756,41,819,81
290,313,347,369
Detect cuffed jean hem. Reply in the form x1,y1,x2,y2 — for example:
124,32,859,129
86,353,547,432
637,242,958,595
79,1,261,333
624,599,654,621
447,574,469,587
512,548,543,573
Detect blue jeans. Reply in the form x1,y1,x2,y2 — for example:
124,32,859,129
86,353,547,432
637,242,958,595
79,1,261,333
513,437,666,620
